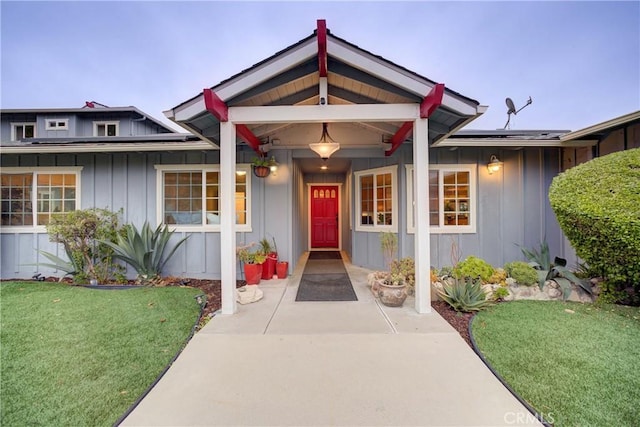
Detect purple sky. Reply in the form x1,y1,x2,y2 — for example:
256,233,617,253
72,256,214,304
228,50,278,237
2,1,638,132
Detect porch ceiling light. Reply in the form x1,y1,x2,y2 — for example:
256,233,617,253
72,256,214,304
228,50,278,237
309,123,340,160
487,155,503,174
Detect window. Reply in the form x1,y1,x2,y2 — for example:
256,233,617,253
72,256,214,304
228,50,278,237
406,164,476,234
155,165,251,231
45,119,69,130
93,121,119,137
1,168,82,230
354,165,397,232
11,123,36,141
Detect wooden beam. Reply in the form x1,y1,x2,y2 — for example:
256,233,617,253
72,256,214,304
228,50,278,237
317,19,328,77
385,121,413,156
236,124,263,154
203,88,228,122
420,83,445,118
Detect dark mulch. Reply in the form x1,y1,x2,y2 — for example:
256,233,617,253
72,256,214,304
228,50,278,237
8,277,474,342
431,301,474,347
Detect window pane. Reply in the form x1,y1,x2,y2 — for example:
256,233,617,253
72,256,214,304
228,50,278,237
1,173,33,226
36,173,77,225
429,170,439,226
164,171,201,225
25,125,35,138
360,175,374,225
442,171,470,227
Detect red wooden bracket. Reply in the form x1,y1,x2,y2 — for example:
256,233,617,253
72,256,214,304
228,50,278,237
317,19,328,77
236,124,262,154
203,88,228,122
420,83,445,118
203,88,261,154
385,121,413,157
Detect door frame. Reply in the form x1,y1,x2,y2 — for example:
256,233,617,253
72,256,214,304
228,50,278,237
307,183,342,251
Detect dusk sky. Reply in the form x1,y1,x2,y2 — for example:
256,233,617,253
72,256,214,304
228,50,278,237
2,1,638,132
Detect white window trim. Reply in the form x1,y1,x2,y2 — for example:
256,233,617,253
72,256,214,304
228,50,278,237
93,121,119,137
45,119,69,130
406,164,477,234
154,164,252,232
0,166,83,233
10,122,36,141
354,165,398,232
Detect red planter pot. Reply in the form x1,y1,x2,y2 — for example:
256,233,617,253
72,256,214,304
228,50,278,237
276,261,289,279
244,263,263,285
262,252,278,280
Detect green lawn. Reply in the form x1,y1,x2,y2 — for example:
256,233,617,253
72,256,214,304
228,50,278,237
472,300,640,427
1,281,202,426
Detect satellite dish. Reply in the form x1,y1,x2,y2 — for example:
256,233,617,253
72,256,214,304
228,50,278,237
504,96,533,129
505,98,516,115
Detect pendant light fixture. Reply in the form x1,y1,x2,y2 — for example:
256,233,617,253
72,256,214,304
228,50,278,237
309,123,340,160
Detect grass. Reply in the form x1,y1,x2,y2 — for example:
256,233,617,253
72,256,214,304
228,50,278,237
472,300,640,427
1,281,202,426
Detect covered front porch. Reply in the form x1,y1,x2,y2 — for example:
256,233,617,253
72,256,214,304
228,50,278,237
164,20,486,314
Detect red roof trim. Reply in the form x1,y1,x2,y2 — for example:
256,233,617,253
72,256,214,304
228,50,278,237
317,19,328,77
420,83,445,118
236,124,262,154
203,88,229,122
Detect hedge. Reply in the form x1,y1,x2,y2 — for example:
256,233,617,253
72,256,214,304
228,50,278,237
549,148,640,301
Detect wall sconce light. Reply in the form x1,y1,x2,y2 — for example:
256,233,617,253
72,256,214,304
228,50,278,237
309,123,340,159
487,155,503,174
269,161,278,176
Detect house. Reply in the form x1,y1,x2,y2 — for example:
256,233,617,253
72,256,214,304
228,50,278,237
1,21,638,315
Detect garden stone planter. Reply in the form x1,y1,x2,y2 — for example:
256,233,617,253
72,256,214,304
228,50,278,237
377,281,408,307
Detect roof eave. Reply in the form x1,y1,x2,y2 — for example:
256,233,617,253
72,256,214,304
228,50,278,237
560,110,640,141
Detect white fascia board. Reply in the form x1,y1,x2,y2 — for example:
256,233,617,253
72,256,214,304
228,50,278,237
434,138,598,148
327,38,478,116
559,110,640,141
217,39,318,100
229,103,419,124
174,98,206,122
0,142,217,154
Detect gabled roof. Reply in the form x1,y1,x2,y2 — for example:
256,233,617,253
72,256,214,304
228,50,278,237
560,110,640,142
165,22,486,149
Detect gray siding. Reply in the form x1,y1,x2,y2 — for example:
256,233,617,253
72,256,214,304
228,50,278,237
349,145,566,272
1,149,292,280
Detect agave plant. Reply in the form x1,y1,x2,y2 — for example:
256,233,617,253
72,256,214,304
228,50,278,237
437,277,493,312
519,239,592,300
35,243,83,280
101,221,189,284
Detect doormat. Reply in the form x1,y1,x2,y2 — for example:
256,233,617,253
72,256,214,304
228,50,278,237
295,273,358,302
308,251,342,260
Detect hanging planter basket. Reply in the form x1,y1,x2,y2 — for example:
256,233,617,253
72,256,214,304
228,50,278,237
253,165,271,178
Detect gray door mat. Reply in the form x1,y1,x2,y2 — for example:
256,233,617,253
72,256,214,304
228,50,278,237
295,273,358,302
307,251,342,260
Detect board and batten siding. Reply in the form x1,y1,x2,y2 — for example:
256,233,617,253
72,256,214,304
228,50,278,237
0,149,293,280
349,145,567,272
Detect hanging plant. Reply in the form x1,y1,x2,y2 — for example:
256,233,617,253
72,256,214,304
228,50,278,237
252,156,276,178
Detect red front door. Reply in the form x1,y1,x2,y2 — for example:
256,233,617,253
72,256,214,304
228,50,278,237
311,185,339,248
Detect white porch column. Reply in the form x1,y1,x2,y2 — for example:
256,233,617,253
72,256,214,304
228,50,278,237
219,121,237,314
413,118,431,313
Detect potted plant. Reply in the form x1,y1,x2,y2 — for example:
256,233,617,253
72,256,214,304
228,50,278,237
259,237,278,280
237,248,267,285
276,260,289,279
377,272,408,307
252,156,276,178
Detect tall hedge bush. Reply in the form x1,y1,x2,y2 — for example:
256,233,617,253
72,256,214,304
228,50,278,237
549,148,640,302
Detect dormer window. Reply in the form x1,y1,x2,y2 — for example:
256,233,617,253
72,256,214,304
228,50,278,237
93,121,119,137
11,123,36,141
45,119,69,130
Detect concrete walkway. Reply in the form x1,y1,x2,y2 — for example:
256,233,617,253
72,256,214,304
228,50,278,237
121,253,541,426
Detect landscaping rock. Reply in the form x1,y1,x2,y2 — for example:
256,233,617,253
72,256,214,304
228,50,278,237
547,288,562,299
236,285,263,304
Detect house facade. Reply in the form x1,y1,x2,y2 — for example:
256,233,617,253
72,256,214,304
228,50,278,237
2,22,638,314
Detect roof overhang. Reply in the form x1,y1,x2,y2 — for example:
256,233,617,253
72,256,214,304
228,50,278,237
0,141,213,154
434,138,598,148
560,110,640,141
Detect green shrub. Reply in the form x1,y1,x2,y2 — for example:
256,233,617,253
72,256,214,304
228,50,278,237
488,268,507,286
100,221,189,285
44,208,126,283
437,277,493,312
453,256,495,282
549,149,640,303
492,286,510,301
504,261,538,286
